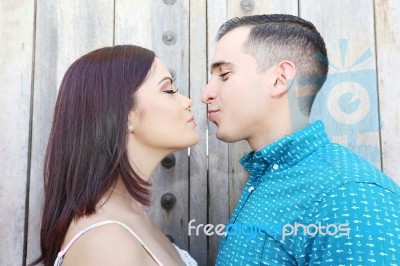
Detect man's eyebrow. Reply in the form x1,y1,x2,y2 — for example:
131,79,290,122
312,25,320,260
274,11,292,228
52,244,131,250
210,61,233,74
158,76,173,85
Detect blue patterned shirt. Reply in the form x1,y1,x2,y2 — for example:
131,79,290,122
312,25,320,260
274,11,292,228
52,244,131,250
216,121,400,265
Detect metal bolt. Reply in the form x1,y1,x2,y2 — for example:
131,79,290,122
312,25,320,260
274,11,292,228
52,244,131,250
240,0,254,11
161,154,176,168
163,0,176,4
161,193,176,209
162,31,177,45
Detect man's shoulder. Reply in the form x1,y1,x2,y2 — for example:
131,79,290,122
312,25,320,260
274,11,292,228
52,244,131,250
312,142,399,189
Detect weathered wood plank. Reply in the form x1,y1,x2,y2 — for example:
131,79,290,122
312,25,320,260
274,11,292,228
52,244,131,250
114,0,153,48
228,0,298,18
375,0,400,184
206,1,229,264
26,0,114,263
0,1,34,265
304,0,382,168
0,1,397,265
115,0,191,251
188,0,208,265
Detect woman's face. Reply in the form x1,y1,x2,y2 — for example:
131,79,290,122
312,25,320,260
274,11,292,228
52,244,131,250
130,58,199,152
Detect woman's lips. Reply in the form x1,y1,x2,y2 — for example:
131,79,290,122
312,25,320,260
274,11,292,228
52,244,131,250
187,116,197,126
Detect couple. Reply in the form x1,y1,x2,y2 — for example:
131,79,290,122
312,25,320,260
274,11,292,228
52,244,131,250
33,14,400,266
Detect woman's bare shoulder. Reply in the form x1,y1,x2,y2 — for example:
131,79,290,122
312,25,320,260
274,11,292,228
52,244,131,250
61,219,156,265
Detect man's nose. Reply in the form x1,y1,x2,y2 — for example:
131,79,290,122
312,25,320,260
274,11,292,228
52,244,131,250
201,81,217,104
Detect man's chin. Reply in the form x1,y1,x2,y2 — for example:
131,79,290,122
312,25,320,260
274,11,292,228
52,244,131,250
215,127,226,141
216,129,238,143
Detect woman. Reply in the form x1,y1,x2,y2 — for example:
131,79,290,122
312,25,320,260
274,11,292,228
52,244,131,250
31,45,199,265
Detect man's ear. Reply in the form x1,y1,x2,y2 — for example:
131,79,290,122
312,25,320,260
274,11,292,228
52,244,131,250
270,61,296,98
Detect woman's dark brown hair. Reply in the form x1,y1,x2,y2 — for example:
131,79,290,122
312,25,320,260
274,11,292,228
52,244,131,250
30,45,155,265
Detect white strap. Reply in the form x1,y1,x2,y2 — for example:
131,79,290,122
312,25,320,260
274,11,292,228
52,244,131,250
54,220,163,265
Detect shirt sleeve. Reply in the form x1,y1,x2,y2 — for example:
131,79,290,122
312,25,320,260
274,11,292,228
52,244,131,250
304,182,400,265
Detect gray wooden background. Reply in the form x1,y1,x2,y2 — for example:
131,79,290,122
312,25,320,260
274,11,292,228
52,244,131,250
1,1,399,265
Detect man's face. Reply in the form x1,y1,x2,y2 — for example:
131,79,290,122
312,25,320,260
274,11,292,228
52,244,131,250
202,27,276,145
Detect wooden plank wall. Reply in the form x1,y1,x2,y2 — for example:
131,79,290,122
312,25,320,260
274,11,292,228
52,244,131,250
375,0,400,179
0,1,398,265
306,0,382,169
26,1,114,263
0,1,34,265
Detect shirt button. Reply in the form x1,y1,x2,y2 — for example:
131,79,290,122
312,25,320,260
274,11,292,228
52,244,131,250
248,186,255,193
272,164,279,170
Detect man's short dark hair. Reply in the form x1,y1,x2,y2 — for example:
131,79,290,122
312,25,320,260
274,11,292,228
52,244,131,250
217,14,329,113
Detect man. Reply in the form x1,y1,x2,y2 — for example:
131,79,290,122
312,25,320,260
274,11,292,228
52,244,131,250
202,14,400,265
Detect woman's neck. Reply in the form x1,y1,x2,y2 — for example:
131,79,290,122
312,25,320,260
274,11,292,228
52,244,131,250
126,137,174,181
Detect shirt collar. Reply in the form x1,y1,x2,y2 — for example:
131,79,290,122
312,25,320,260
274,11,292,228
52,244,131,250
240,120,329,176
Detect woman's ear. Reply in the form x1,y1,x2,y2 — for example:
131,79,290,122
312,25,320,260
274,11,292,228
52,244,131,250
127,109,138,133
270,61,296,98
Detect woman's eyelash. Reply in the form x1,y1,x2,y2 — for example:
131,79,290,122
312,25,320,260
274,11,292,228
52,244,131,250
164,87,179,94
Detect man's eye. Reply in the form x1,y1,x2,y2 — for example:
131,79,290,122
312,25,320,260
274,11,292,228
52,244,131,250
164,88,179,94
219,72,230,80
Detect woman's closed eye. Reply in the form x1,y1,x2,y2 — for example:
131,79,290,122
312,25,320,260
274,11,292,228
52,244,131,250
159,76,177,94
164,87,179,94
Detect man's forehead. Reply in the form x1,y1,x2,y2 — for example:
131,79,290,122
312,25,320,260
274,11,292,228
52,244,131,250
211,27,250,63
219,26,251,42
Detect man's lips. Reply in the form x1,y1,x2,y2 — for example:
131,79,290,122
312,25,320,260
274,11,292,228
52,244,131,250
208,109,219,122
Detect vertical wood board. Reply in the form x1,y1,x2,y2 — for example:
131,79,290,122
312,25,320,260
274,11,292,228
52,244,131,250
304,0,382,168
205,1,229,264
26,0,114,262
0,0,34,265
115,0,191,250
375,0,400,184
189,0,209,264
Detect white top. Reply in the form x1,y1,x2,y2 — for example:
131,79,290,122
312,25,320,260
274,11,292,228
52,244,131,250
54,220,197,266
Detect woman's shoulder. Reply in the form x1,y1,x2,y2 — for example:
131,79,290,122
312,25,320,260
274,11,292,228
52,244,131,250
60,218,155,265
